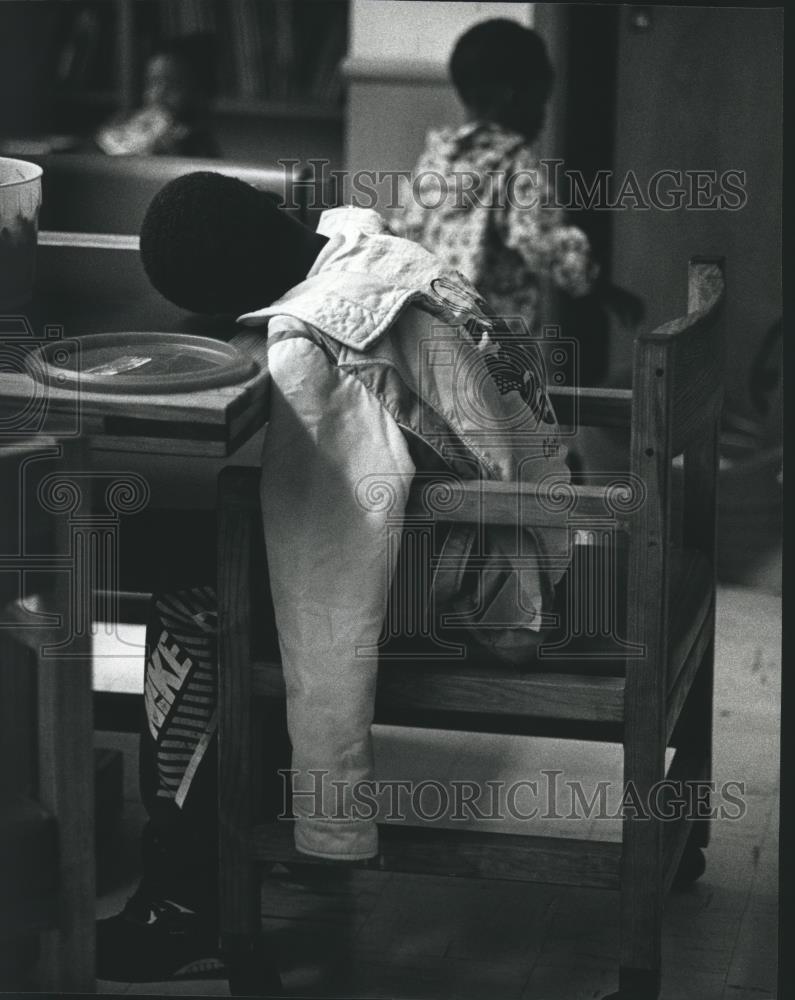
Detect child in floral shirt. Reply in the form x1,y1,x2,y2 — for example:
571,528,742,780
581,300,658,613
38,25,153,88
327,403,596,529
396,20,639,343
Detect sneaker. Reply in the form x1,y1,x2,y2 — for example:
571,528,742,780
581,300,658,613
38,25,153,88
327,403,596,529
96,884,225,982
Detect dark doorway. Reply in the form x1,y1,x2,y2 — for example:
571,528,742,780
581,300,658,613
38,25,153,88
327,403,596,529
534,4,621,387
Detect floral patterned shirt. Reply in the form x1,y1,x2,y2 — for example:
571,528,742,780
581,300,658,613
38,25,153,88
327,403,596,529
394,121,598,330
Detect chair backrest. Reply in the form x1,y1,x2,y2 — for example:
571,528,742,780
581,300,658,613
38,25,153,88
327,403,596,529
37,153,307,234
623,258,725,727
629,257,725,565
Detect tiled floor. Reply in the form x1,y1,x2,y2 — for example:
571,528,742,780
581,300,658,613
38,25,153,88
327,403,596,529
94,584,780,999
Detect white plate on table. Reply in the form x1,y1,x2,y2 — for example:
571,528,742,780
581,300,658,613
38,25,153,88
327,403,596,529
33,331,257,395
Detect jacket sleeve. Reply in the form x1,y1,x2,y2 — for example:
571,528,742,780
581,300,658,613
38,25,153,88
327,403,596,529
259,334,415,860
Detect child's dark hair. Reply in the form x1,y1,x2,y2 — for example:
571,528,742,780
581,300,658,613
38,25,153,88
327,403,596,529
449,19,554,111
139,172,307,315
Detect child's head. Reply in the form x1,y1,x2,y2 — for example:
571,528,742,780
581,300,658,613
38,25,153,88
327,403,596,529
139,172,325,314
449,19,554,141
143,36,215,121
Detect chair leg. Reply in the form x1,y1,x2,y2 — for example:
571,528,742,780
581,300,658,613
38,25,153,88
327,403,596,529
601,966,661,1000
667,639,715,889
221,882,283,996
224,931,283,997
614,821,664,999
616,736,666,998
219,731,282,994
682,637,715,851
37,472,96,992
217,468,282,996
219,708,283,996
666,632,715,884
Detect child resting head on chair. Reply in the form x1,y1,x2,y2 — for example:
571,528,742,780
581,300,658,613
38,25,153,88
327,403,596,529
98,171,573,984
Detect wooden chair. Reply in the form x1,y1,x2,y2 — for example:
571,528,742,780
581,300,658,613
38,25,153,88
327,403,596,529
216,258,725,998
0,438,94,991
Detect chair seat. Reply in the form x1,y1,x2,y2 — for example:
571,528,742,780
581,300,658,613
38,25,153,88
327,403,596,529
251,547,713,737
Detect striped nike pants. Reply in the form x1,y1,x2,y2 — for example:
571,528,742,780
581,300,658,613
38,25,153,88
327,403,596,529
120,509,288,900
142,586,219,812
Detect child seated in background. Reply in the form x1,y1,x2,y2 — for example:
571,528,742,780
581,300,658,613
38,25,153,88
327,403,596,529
395,19,642,379
95,36,219,158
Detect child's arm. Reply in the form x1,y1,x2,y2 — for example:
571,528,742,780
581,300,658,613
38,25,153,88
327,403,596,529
502,147,599,298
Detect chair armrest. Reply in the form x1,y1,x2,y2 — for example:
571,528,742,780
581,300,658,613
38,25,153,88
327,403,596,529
412,477,641,532
548,386,633,428
219,465,641,531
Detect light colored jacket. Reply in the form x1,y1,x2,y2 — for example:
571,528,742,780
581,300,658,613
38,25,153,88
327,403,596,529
238,207,570,859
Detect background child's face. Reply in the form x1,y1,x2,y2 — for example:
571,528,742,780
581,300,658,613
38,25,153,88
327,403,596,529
144,55,194,117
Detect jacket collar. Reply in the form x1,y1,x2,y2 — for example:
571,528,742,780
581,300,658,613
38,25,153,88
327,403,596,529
237,207,492,351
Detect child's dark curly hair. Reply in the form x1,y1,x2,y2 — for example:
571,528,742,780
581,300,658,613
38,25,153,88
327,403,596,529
449,19,554,112
139,171,306,315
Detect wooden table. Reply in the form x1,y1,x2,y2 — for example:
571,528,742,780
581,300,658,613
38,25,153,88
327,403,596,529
1,232,271,458
1,231,273,724
0,234,272,988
